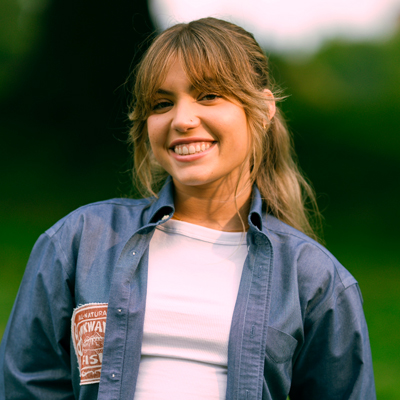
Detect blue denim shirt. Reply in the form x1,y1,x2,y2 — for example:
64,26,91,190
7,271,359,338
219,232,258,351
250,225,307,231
0,179,376,399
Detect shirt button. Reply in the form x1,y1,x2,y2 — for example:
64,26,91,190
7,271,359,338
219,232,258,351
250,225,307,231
118,309,122,313
161,215,170,221
132,251,136,255
112,373,115,378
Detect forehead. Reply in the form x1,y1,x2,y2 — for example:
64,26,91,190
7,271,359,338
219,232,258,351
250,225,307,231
152,52,226,97
159,59,218,92
158,59,188,88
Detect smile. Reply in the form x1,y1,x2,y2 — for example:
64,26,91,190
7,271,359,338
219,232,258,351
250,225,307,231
173,142,213,155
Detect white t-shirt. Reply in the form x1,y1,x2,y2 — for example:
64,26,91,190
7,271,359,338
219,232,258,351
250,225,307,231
134,219,248,399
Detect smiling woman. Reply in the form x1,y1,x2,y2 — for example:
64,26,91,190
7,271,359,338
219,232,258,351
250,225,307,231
0,17,376,400
129,18,315,236
145,59,252,230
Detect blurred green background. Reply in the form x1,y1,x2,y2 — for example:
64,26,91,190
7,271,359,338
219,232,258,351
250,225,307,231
1,1,399,398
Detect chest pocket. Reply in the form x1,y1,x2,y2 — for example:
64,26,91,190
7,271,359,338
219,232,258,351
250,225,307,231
265,326,298,363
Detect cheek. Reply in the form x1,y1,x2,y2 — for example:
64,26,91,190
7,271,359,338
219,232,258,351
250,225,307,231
147,117,166,148
218,104,248,133
219,113,250,150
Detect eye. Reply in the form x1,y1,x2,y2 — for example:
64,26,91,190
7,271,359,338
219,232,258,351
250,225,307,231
152,101,173,111
199,93,220,102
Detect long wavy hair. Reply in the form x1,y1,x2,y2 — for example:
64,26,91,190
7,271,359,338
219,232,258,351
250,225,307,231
128,17,322,241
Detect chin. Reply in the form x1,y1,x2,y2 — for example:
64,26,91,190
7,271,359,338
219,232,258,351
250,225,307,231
172,174,217,188
176,178,212,187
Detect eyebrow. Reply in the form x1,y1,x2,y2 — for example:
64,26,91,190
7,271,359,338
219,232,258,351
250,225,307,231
155,88,173,96
155,83,205,96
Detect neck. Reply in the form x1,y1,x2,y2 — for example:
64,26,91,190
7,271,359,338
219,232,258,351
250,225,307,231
172,179,252,232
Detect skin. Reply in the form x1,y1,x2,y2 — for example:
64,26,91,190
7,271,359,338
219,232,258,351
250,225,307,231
147,59,274,232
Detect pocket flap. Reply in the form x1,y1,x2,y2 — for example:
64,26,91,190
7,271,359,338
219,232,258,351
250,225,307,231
265,326,298,363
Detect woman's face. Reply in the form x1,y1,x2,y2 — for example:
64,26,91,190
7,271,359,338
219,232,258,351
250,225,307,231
147,60,251,193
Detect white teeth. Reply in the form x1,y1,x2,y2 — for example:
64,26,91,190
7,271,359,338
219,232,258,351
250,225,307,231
173,142,212,156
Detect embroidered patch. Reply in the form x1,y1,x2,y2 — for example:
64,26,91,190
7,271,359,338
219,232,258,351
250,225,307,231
71,303,108,385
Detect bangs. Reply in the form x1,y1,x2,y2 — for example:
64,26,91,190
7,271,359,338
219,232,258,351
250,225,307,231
134,20,265,118
175,20,268,98
177,53,237,102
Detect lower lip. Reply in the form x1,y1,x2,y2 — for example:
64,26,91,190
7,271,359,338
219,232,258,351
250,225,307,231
169,143,216,162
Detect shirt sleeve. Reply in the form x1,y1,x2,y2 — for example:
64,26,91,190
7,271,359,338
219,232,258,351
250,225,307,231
0,232,75,400
289,283,376,400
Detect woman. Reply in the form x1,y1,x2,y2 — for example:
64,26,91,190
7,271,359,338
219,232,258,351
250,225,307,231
0,18,375,399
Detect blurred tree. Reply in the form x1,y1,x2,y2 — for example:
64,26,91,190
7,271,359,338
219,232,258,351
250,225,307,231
269,27,400,249
1,0,155,174
271,28,400,156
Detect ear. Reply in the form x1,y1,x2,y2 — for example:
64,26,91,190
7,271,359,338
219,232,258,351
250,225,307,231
263,89,276,121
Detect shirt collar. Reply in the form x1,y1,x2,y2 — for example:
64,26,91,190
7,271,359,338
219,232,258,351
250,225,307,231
248,185,264,231
145,178,265,231
145,177,175,225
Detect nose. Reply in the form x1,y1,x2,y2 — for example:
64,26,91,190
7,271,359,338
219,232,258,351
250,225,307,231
171,99,200,132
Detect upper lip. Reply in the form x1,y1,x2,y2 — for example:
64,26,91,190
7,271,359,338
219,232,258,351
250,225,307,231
169,137,216,149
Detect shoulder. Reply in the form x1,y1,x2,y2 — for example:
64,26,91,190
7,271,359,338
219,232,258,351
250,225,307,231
264,214,358,319
45,197,152,239
32,198,154,278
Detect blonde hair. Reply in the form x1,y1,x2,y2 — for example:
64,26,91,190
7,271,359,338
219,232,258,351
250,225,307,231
128,17,322,241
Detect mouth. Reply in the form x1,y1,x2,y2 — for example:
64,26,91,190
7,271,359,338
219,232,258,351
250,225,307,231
171,141,215,156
